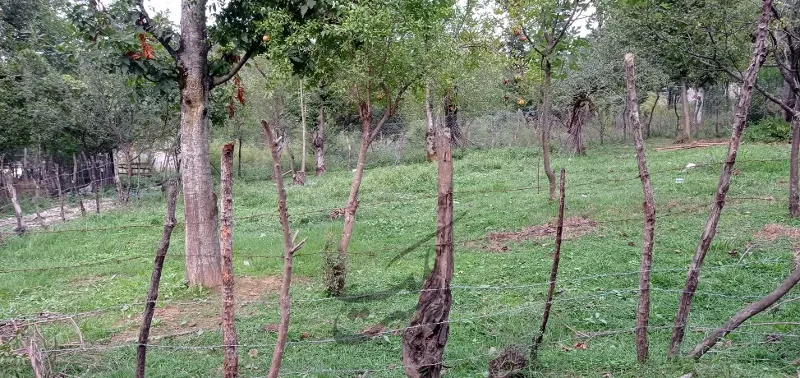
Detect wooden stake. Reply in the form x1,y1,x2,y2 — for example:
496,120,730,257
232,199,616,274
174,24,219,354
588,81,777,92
220,142,238,378
72,153,86,217
531,168,566,360
3,171,25,235
54,163,65,222
262,120,304,378
668,0,773,357
135,181,179,378
624,52,657,362
402,107,455,378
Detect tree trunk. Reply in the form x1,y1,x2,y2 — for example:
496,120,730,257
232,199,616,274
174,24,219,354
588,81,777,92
135,181,178,378
540,59,557,200
675,80,693,144
72,153,85,216
646,91,659,138
694,88,704,137
402,105,454,378
332,106,372,295
296,82,307,185
425,81,436,161
83,152,100,214
668,1,772,357
219,143,238,378
782,80,797,123
113,150,126,204
790,100,800,218
689,259,800,359
179,0,222,288
625,53,657,363
263,120,303,378
238,137,242,178
531,168,566,360
3,171,25,234
313,102,326,176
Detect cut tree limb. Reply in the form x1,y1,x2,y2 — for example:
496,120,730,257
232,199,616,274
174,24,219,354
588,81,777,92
624,52,657,363
668,0,773,358
263,120,304,378
135,181,178,378
531,168,566,360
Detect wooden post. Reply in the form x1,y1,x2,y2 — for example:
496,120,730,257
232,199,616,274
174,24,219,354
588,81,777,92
72,153,86,217
402,113,454,378
624,53,657,362
54,163,65,222
296,81,307,185
3,171,25,235
262,120,305,378
220,142,238,378
531,168,566,360
82,152,100,214
668,0,773,357
135,181,179,378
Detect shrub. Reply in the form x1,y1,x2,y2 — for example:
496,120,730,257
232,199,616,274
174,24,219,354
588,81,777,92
745,117,791,143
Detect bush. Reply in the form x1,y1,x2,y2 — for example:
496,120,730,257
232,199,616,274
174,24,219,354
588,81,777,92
745,117,791,143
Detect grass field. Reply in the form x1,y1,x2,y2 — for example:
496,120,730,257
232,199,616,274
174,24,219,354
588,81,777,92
2,140,800,377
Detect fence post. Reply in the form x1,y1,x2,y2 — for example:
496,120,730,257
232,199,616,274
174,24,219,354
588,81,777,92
3,171,26,235
72,153,86,217
624,52,657,362
135,181,179,378
531,168,565,360
220,142,239,378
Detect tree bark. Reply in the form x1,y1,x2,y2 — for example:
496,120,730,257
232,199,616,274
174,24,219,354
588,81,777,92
531,168,566,360
790,101,800,218
237,137,242,178
135,181,178,378
668,0,772,357
113,150,126,204
72,153,86,217
262,121,304,378
219,142,238,378
3,171,25,235
675,80,693,144
179,0,222,288
689,260,800,359
425,81,436,161
540,59,557,200
625,53,657,363
402,104,454,378
646,91,659,138
313,102,326,176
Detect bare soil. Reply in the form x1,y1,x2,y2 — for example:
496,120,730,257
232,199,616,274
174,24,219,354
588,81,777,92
477,216,597,252
0,198,116,233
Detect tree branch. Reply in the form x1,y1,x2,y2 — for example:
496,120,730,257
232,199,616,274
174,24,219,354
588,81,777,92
211,43,260,89
136,0,178,60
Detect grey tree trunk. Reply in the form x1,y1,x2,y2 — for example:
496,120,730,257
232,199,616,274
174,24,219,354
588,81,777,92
425,81,436,161
179,0,221,288
313,103,326,176
676,80,693,143
3,172,25,234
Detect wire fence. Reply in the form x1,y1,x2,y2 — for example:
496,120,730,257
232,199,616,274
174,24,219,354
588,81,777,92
0,148,797,376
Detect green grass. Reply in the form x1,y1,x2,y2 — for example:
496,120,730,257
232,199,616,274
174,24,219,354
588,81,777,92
2,139,800,377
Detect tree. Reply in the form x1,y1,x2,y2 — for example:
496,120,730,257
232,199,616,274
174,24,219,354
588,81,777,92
504,0,592,200
74,0,325,287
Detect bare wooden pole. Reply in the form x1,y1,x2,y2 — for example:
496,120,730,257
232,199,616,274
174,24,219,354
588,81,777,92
72,153,86,217
262,120,305,378
3,171,25,235
531,168,566,360
220,142,239,378
402,109,455,378
624,53,657,362
668,0,773,357
297,80,307,185
689,262,800,359
135,181,179,378
54,163,65,222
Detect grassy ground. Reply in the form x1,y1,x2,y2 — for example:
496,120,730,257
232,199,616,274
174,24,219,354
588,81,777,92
1,140,800,377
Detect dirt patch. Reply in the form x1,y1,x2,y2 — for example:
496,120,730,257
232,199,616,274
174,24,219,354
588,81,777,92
755,224,800,242
108,275,292,344
478,217,597,252
0,198,116,233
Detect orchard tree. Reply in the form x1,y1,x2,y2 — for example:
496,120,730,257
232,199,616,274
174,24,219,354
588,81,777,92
503,0,592,200
73,0,328,287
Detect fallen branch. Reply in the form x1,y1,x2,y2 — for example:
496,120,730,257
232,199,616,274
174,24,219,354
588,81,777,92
655,142,728,151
